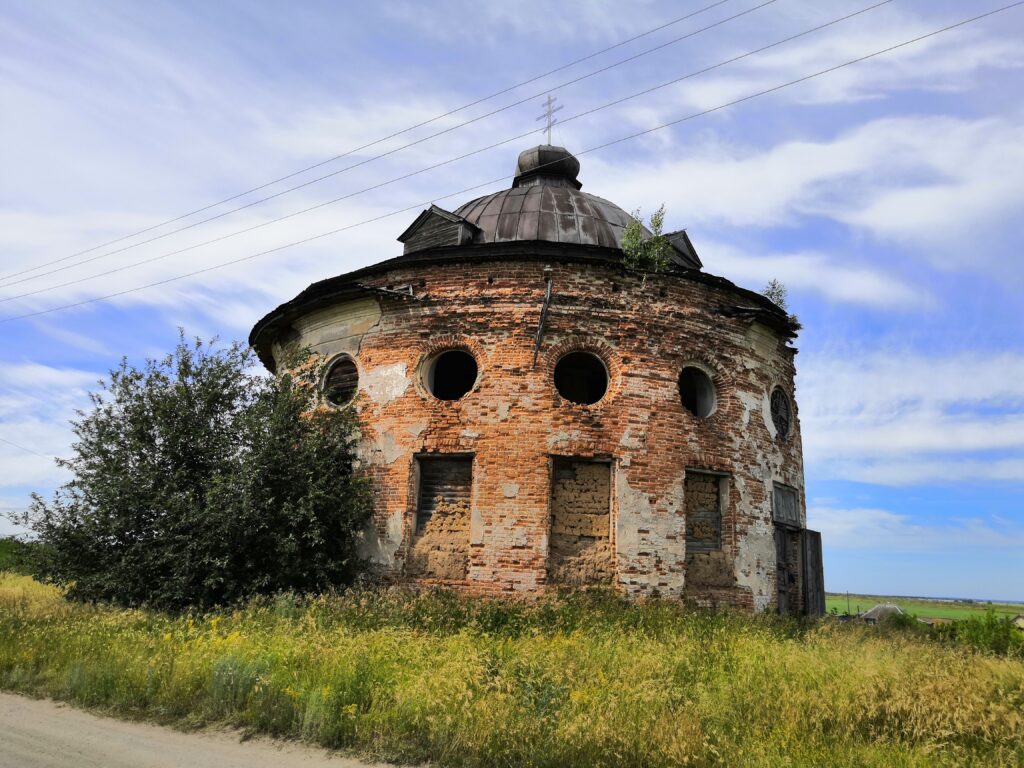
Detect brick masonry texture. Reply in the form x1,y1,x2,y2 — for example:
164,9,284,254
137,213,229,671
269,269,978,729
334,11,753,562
270,257,805,611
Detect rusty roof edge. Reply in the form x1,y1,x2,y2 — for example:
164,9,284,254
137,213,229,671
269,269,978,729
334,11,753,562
248,241,789,370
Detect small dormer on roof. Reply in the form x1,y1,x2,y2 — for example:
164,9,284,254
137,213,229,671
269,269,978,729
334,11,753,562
397,204,481,256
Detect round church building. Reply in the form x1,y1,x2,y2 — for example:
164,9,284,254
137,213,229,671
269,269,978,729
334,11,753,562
250,145,823,614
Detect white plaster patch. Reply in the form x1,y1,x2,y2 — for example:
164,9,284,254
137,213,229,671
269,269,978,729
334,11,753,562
372,430,404,465
363,362,410,405
762,389,778,439
497,402,510,421
502,482,520,498
734,519,776,603
736,391,760,430
615,471,686,597
357,507,405,567
469,505,484,546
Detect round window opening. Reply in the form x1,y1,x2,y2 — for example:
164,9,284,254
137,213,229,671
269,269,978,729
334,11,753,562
554,351,608,405
323,355,359,407
423,349,478,401
770,387,791,440
679,366,715,419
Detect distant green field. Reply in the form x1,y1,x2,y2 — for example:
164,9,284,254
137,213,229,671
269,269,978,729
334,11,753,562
826,592,1023,621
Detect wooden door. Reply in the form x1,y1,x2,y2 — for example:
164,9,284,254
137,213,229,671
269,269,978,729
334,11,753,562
802,529,825,617
775,527,791,614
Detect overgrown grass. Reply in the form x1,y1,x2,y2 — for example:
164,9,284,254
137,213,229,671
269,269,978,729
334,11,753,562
2,572,1023,767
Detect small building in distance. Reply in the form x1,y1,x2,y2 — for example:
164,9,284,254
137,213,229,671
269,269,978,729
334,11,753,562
250,144,824,615
860,604,905,625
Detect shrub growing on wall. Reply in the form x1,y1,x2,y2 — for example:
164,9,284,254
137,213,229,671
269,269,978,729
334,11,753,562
621,204,673,273
24,335,371,610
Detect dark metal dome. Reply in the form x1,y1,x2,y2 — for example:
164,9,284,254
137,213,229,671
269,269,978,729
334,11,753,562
454,184,633,248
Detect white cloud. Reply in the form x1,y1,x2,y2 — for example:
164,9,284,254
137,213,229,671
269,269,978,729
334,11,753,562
588,114,1024,274
798,351,1024,485
809,505,1024,553
703,241,925,308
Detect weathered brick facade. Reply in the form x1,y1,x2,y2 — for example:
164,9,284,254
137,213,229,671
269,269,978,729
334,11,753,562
251,145,816,613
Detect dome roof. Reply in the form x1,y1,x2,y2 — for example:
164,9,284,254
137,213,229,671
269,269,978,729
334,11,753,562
450,144,630,248
454,184,633,249
396,144,702,268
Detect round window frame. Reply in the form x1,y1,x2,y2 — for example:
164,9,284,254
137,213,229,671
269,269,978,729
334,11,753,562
678,364,718,420
419,347,480,402
321,353,360,409
769,386,792,441
552,349,611,406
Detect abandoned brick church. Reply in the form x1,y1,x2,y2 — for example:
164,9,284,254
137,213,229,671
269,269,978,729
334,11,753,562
250,144,824,615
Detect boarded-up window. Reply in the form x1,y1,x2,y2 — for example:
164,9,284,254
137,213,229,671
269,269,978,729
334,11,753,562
407,456,472,580
684,471,735,593
772,483,801,527
548,459,613,586
323,355,358,407
685,471,722,552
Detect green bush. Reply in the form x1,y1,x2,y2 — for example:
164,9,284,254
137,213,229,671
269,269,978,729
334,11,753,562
621,204,673,273
23,335,371,611
0,537,40,574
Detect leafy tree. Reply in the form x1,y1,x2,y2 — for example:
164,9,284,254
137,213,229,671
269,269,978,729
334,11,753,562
22,335,371,610
621,204,673,273
761,279,789,311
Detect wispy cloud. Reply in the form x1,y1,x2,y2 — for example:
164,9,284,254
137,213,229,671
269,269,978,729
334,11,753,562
799,351,1024,485
809,505,1024,553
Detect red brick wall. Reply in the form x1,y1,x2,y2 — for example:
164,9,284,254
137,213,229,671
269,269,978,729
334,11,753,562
273,258,805,609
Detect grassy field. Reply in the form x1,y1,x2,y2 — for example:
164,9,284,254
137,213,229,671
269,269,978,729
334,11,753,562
826,592,1023,621
2,572,1023,767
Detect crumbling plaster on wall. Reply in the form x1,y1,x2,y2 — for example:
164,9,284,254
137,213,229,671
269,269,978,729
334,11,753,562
616,470,687,597
272,258,804,605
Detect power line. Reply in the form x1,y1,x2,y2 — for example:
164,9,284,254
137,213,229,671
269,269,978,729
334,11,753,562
0,436,59,460
2,1,1020,325
0,0,777,290
0,0,891,305
0,0,737,285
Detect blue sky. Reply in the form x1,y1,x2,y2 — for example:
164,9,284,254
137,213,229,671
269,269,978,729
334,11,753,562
1,0,1022,600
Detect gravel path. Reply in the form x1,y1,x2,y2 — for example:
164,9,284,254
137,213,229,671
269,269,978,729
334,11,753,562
0,692,397,768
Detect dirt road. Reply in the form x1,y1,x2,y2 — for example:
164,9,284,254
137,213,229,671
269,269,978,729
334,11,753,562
0,693,395,768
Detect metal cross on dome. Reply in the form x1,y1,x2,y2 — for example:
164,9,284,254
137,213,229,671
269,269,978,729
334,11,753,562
536,95,563,145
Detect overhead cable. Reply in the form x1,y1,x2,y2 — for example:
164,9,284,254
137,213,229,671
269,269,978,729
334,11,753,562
0,0,738,284
2,1,1020,324
0,0,890,305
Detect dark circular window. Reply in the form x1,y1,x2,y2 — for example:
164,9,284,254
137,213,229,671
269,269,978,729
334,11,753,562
323,355,359,407
554,351,608,405
770,387,791,439
679,366,715,418
423,349,478,401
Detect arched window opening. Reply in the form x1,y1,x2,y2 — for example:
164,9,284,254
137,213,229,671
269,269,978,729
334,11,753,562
554,352,608,405
323,355,359,407
424,349,478,401
679,366,715,418
770,386,791,439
